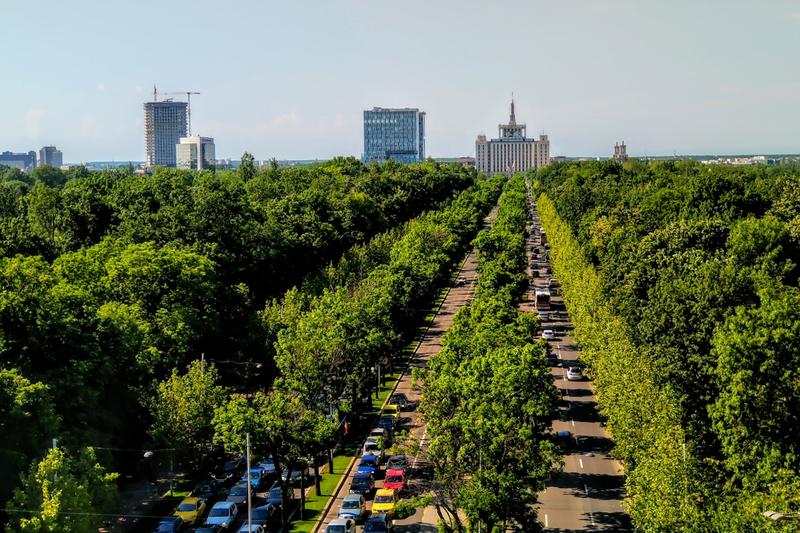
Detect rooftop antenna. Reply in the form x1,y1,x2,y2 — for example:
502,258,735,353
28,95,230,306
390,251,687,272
153,84,157,102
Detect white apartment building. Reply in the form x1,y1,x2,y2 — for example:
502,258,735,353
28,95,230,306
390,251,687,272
176,136,215,170
475,99,550,177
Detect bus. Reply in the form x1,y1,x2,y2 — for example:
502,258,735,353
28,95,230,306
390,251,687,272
534,288,551,310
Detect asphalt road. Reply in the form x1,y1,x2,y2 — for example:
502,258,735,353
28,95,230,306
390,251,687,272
526,197,631,533
314,209,497,533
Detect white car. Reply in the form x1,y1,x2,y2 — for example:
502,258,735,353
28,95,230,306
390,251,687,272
205,501,238,529
456,276,468,286
537,310,549,321
567,367,583,381
541,329,555,340
325,518,356,533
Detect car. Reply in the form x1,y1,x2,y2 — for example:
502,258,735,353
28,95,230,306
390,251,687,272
377,414,396,433
337,493,366,521
266,482,285,508
226,482,249,508
349,472,374,495
385,455,409,473
153,516,184,533
541,329,555,340
383,469,406,493
204,501,238,529
191,480,220,502
364,511,394,532
372,488,398,516
281,467,303,484
247,466,266,490
537,310,549,321
220,457,244,478
192,527,221,533
455,276,468,286
546,352,559,367
362,438,384,462
357,454,379,475
250,503,276,526
369,427,390,444
567,367,583,381
325,518,356,533
259,456,277,476
174,496,206,526
237,524,266,533
387,393,414,412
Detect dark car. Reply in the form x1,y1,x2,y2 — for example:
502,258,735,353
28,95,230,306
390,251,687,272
153,516,184,533
364,512,393,533
387,393,415,411
221,457,244,477
385,455,409,473
250,504,276,526
377,415,396,433
192,480,220,502
192,527,221,533
226,482,249,508
266,482,285,508
349,472,375,495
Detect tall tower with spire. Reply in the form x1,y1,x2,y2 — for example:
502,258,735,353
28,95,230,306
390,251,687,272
475,96,550,177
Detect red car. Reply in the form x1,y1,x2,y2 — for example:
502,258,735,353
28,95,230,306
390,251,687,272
383,468,406,493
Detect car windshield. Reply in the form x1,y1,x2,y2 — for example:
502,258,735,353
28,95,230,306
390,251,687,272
342,500,360,508
252,509,269,520
177,502,197,511
361,458,376,466
385,476,403,483
210,507,229,517
230,485,247,496
326,527,346,533
364,524,387,532
196,484,212,493
352,477,369,486
380,415,393,422
250,469,262,476
375,494,393,503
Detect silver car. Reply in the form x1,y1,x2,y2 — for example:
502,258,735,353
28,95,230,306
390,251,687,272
337,494,366,521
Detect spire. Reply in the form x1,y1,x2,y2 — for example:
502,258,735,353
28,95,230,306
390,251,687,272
510,93,516,125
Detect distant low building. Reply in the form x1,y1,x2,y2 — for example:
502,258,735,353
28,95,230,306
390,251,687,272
475,99,550,177
176,136,215,170
39,146,63,168
612,141,628,162
363,107,426,163
0,150,37,171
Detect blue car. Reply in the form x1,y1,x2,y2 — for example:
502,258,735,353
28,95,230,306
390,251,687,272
357,454,379,475
153,516,184,533
349,472,374,495
266,482,285,508
226,482,249,508
259,456,277,476
247,466,266,490
250,503,276,526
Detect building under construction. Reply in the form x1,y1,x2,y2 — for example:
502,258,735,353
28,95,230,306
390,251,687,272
144,97,188,167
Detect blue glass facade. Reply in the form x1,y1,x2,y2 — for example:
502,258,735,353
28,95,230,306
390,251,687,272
363,108,425,163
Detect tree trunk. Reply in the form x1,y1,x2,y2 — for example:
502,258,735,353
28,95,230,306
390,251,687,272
314,461,321,495
299,467,305,520
328,448,334,473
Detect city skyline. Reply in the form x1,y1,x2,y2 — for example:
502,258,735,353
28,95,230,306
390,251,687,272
2,0,799,162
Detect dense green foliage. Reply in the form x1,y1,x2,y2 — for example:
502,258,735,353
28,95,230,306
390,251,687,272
421,176,559,532
0,159,476,514
535,160,800,531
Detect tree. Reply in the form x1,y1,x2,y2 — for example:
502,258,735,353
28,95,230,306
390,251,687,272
24,184,60,250
29,166,66,188
212,390,335,525
240,152,257,182
149,360,229,451
5,447,117,533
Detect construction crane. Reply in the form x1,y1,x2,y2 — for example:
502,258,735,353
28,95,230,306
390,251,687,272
162,90,201,136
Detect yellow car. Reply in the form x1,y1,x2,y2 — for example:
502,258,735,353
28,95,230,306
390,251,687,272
174,496,206,525
372,488,397,516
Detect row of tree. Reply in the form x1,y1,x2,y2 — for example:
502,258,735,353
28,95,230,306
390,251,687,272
534,160,800,531
421,176,559,532
0,159,478,523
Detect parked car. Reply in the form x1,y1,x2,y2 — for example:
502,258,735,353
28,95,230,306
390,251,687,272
193,527,221,533
546,352,559,367
281,467,303,484
349,472,375,495
377,414,396,433
325,518,356,533
191,480,220,502
337,494,366,521
266,482,285,508
541,329,555,340
204,501,238,530
385,455,409,473
226,482,249,508
247,466,266,490
537,310,549,321
357,454,379,475
387,393,415,412
220,457,244,478
259,456,277,476
362,438,384,462
237,524,266,533
383,469,406,493
364,511,394,532
153,516,184,533
174,496,206,526
369,427,390,445
372,488,398,516
567,367,584,381
250,503,276,526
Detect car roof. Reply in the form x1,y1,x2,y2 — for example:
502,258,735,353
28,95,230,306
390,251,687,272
353,472,372,478
211,501,235,509
330,518,351,525
343,494,363,501
385,468,405,476
180,496,201,503
361,454,377,461
375,488,394,496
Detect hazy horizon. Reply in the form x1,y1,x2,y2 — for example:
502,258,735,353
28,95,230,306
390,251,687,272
3,0,799,161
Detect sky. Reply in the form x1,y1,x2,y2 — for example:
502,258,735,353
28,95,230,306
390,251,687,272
1,0,799,162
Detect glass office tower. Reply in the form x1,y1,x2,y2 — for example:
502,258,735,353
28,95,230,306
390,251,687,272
363,107,426,163
144,100,188,167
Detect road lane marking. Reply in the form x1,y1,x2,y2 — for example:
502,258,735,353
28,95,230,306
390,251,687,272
579,458,584,469
590,512,596,527
584,483,590,496
544,513,548,528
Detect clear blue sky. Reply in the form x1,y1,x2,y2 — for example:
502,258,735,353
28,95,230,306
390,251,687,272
2,0,799,161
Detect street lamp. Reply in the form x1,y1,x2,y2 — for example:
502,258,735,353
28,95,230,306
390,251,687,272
371,365,381,399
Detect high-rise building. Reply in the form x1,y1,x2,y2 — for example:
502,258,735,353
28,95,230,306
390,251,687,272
363,107,425,163
475,99,550,177
144,100,188,167
39,146,63,168
176,136,215,170
0,150,37,171
612,141,628,162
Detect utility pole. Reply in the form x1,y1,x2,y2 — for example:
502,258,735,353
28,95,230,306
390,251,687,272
246,433,252,531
